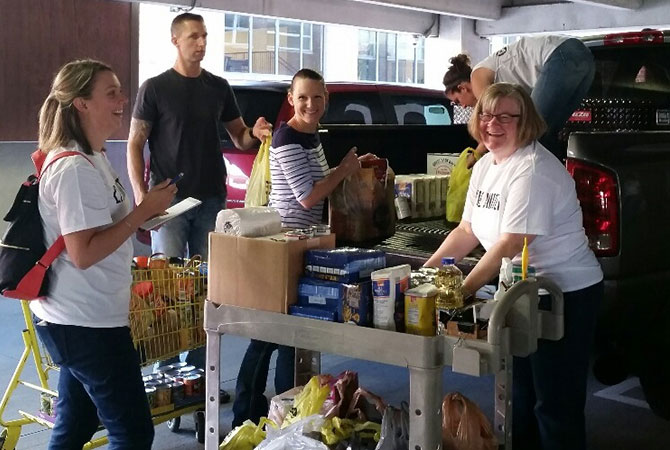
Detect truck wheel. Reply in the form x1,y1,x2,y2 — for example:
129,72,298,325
166,417,181,432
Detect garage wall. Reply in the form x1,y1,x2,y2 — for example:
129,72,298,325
0,0,135,141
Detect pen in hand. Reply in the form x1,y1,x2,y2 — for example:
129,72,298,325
168,172,184,186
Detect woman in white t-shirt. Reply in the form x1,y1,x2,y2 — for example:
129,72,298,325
442,36,595,160
426,83,603,450
31,60,176,449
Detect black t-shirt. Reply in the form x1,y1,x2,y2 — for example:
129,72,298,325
133,69,241,199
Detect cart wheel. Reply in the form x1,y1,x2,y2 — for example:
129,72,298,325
166,416,181,432
194,410,205,444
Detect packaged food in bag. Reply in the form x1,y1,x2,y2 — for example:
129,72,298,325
329,159,396,244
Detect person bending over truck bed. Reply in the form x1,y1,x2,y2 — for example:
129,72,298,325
425,83,603,450
442,35,595,160
232,68,368,427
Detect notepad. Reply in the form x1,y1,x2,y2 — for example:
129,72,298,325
139,197,202,231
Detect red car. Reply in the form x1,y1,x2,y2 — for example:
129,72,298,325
222,81,453,208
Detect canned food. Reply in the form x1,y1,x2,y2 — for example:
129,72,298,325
311,224,331,236
154,382,172,407
170,381,185,403
162,369,181,380
143,373,164,383
418,267,439,275
155,365,174,374
284,229,312,240
178,365,196,374
144,380,161,388
183,374,203,397
145,386,157,408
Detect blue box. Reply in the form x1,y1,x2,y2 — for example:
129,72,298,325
304,248,386,283
288,304,337,321
297,277,372,326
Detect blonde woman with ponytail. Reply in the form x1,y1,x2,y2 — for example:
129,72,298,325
31,59,177,449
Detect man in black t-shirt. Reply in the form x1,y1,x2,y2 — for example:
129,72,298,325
126,12,271,374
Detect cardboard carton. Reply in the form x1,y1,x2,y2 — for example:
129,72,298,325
208,232,336,312
427,153,460,175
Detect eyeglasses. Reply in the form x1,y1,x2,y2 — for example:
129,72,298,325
478,113,520,123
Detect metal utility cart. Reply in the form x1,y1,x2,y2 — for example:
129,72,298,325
203,277,564,450
0,264,208,449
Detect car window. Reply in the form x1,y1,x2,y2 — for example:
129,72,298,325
589,46,670,102
386,94,452,125
321,92,386,124
220,88,286,143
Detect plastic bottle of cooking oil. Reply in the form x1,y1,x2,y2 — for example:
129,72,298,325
434,257,464,335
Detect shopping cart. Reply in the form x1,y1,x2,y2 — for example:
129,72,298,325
0,260,208,449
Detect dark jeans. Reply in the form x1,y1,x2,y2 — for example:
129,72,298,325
232,340,295,427
512,280,603,450
34,321,154,450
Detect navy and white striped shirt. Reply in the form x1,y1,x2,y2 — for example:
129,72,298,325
269,122,330,228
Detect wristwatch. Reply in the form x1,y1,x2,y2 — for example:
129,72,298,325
248,128,257,141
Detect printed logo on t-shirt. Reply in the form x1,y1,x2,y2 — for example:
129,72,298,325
475,189,501,211
113,178,126,204
495,46,508,57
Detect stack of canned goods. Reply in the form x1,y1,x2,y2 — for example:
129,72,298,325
142,362,205,409
284,224,331,240
410,266,438,288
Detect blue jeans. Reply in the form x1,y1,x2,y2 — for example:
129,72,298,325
34,321,154,450
232,340,295,427
152,194,224,369
512,281,603,450
532,38,595,160
151,193,226,259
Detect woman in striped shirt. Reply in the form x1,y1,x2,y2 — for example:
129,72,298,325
232,68,363,427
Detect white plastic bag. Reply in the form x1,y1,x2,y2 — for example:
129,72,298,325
256,415,328,450
375,402,409,450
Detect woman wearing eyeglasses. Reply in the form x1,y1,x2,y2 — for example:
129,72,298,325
442,35,594,160
426,83,603,450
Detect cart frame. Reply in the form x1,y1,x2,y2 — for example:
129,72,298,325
203,277,564,450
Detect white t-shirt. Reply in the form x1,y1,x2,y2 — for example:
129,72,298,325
473,36,570,94
462,141,603,292
31,143,133,327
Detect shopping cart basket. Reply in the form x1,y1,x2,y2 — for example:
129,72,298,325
0,259,208,449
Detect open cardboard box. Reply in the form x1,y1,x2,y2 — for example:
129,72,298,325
208,232,336,313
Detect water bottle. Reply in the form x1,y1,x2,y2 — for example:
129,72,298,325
434,257,464,335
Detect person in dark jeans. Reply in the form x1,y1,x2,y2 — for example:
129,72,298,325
127,12,271,394
31,59,176,449
231,69,364,426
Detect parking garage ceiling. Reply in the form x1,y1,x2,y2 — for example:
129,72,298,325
125,0,669,35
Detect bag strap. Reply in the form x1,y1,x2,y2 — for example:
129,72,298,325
3,236,66,299
34,150,94,180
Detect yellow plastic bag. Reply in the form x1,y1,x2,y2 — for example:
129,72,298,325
244,136,272,207
283,376,330,426
219,417,275,450
446,147,479,223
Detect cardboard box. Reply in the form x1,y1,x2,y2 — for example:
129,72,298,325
427,153,460,175
208,232,336,312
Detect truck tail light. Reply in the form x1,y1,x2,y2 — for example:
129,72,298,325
566,158,620,257
603,30,663,46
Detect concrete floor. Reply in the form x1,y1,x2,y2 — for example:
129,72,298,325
1,297,669,449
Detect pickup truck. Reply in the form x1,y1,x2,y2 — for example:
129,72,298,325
225,30,670,419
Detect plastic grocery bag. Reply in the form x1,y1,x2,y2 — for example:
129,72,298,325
244,136,272,207
446,148,479,223
283,376,331,426
375,402,409,450
219,418,274,450
441,392,497,450
269,386,305,428
258,415,328,450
